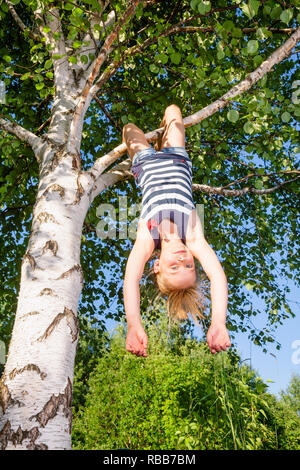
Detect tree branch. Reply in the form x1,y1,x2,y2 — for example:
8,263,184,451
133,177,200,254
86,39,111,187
32,5,70,97
45,7,69,93
88,160,300,201
0,117,43,162
84,0,142,99
94,96,122,131
5,0,40,41
160,26,297,36
90,4,242,93
192,176,300,196
86,26,300,196
183,26,300,128
220,170,300,189
90,18,299,98
79,7,115,69
68,0,143,154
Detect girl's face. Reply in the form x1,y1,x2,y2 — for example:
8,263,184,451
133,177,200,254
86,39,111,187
154,241,196,289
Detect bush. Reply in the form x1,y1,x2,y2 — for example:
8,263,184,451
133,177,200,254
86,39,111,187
72,318,300,450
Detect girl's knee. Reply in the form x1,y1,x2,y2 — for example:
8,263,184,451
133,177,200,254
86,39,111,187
164,104,182,115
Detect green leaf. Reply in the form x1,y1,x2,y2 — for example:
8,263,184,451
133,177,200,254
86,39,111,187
227,109,239,123
281,111,291,123
170,52,181,65
73,40,82,48
256,27,269,40
247,39,258,55
44,59,53,70
149,63,159,73
68,56,78,64
35,82,44,90
217,49,225,60
157,53,168,64
280,9,293,24
3,55,11,63
80,55,88,64
198,1,211,14
67,30,77,40
254,179,263,189
240,3,252,19
244,121,254,134
64,2,74,10
270,6,282,20
223,20,235,32
190,0,199,10
245,282,255,290
249,0,260,17
20,72,30,81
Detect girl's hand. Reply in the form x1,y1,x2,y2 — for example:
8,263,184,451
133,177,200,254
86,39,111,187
207,322,231,354
126,325,148,357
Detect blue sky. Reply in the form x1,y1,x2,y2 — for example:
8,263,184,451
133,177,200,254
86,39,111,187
233,312,300,397
192,299,300,397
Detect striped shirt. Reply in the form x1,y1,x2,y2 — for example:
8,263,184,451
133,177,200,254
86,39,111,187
131,152,195,249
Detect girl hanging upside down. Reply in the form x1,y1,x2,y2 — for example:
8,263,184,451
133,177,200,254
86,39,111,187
122,104,231,357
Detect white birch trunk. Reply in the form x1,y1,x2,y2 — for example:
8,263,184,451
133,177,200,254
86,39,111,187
0,151,90,450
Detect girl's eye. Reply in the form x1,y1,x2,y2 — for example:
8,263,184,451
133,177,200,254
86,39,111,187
171,265,178,270
186,264,193,268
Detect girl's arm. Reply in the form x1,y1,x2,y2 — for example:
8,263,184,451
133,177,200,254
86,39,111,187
123,220,154,356
186,211,231,354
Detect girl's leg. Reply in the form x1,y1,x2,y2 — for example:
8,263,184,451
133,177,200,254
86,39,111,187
122,123,151,160
158,104,185,150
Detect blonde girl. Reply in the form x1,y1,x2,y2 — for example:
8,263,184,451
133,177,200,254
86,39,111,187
123,104,231,357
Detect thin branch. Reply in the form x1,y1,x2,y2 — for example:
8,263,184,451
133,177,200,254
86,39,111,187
32,6,69,96
5,0,40,41
36,117,51,135
68,0,142,154
79,7,115,65
81,1,141,100
183,27,300,129
92,160,300,198
221,170,300,189
0,117,43,162
86,26,300,196
161,26,297,36
90,19,298,96
192,176,300,196
94,96,122,131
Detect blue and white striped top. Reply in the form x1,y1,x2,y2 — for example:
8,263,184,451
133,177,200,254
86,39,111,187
131,151,195,249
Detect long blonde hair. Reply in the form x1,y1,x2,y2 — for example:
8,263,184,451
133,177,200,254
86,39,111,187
156,273,207,325
146,252,208,325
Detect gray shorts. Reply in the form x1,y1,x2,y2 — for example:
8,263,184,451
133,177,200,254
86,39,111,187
131,146,190,166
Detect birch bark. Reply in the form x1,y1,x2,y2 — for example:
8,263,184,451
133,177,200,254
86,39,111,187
0,144,90,449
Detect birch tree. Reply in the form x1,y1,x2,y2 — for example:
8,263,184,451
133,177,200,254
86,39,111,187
0,0,299,450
